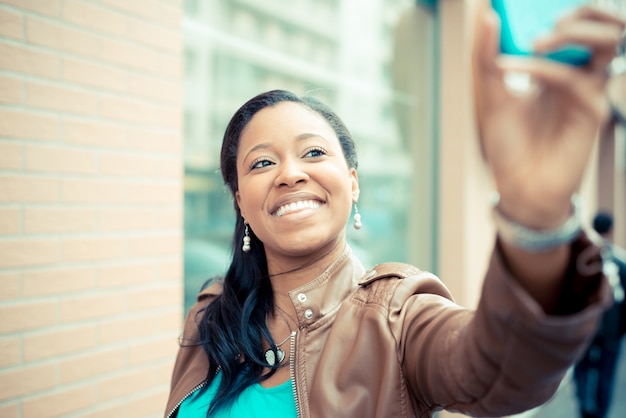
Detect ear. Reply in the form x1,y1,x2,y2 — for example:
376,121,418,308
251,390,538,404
235,191,246,219
349,168,360,202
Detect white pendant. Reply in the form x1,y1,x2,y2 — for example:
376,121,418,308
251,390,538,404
264,348,285,366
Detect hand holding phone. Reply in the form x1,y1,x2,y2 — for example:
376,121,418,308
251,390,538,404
491,0,591,66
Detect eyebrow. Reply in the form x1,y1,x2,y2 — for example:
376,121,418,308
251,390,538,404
242,132,329,161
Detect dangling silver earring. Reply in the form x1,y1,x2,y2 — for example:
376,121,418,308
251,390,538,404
242,221,251,252
353,203,362,230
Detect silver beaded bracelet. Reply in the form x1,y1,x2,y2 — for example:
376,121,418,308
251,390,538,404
490,192,582,252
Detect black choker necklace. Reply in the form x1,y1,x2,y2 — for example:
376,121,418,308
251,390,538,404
265,331,295,366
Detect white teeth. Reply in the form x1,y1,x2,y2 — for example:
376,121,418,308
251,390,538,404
274,200,321,217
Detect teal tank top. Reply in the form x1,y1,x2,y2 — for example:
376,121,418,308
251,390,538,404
177,372,297,417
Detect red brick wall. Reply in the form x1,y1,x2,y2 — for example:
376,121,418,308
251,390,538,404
0,1,184,416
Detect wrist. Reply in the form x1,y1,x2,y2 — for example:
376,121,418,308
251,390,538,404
490,192,582,252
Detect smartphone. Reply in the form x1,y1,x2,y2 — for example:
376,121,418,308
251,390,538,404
491,0,591,66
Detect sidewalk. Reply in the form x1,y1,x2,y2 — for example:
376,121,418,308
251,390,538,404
523,342,626,418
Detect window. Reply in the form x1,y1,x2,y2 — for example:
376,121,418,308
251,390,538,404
183,0,439,313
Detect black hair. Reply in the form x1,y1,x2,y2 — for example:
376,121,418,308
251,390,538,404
592,211,613,236
196,90,358,415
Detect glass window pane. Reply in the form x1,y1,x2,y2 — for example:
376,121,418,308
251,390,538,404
183,0,438,313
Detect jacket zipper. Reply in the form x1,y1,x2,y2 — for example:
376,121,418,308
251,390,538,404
289,330,301,418
166,381,207,418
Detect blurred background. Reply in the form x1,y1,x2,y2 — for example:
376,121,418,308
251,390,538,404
0,0,624,417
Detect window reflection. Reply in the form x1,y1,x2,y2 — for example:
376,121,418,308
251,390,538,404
183,0,437,313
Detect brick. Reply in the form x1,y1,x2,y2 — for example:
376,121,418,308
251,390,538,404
0,141,22,169
99,0,160,21
156,360,175,385
126,182,181,205
128,336,176,366
156,257,182,281
128,74,181,103
99,152,161,177
158,2,183,28
0,271,20,301
155,52,182,78
26,17,100,58
24,324,97,361
61,178,126,204
0,363,56,401
1,0,59,16
99,315,156,344
156,309,183,333
0,174,59,203
60,292,126,322
127,17,181,52
152,158,185,180
0,299,57,333
62,57,128,92
74,403,126,418
25,144,98,174
26,82,98,116
0,336,20,367
0,75,22,104
61,236,127,263
127,128,181,154
24,206,95,234
153,207,182,230
63,0,127,37
0,207,20,235
97,207,154,232
62,118,126,149
97,262,154,289
23,265,95,297
0,108,58,141
124,386,170,417
0,42,59,79
100,96,158,125
0,402,18,418
0,238,58,268
128,284,181,312
127,233,182,258
100,38,158,72
59,346,126,384
157,105,182,129
0,8,23,39
97,368,153,402
23,385,95,418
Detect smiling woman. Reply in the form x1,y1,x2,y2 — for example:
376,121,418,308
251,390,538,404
164,9,625,408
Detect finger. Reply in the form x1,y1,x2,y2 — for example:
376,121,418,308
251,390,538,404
497,56,611,121
535,20,624,54
473,6,508,128
534,6,625,70
563,4,626,26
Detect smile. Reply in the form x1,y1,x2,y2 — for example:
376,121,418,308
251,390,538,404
273,200,322,217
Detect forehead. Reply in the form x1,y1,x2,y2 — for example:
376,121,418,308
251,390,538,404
238,101,338,149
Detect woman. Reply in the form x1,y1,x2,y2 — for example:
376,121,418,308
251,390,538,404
166,4,625,418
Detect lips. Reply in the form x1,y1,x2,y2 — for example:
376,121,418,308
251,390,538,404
273,199,322,217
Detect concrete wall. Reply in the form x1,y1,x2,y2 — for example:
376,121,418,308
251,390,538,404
0,1,184,416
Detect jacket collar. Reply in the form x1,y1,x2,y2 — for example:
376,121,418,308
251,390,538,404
288,245,365,330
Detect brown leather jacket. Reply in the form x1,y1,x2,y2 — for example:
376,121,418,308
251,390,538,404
165,235,610,418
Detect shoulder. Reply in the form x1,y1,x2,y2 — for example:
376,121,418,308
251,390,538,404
354,262,454,306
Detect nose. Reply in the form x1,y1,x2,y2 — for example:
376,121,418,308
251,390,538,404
274,158,309,187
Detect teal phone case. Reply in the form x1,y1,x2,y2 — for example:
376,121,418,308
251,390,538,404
491,0,591,66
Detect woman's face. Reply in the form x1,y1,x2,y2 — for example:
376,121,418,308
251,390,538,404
235,101,359,265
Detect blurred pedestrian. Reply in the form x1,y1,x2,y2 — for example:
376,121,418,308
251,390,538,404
574,211,626,418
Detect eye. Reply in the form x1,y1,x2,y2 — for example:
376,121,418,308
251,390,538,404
304,147,327,158
249,158,274,171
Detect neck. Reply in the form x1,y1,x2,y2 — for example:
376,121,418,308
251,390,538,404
266,240,346,294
